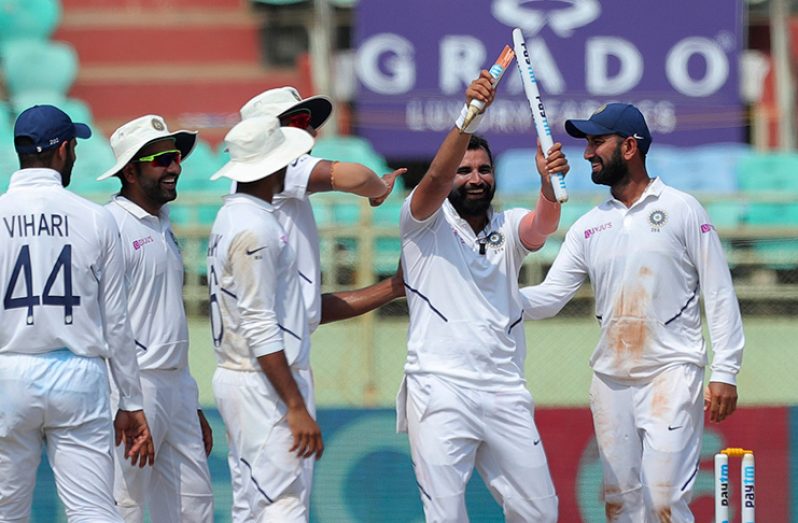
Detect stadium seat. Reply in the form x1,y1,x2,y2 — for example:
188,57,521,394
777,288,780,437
69,133,118,198
11,93,93,125
495,146,603,197
0,0,61,44
1,39,78,97
736,153,798,193
743,203,798,269
180,138,227,189
310,135,391,176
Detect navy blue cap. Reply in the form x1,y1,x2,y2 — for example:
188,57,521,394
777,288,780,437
13,105,92,154
565,103,651,154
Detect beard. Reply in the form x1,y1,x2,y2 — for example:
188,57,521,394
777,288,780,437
591,144,629,187
139,172,178,205
447,182,495,217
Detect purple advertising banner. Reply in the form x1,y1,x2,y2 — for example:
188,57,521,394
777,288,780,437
353,0,744,160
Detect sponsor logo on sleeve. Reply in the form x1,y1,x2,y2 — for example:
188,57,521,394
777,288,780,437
700,223,715,233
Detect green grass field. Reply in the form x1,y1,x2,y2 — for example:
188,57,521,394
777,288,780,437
188,315,798,408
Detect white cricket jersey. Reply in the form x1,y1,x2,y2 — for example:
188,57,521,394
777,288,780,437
0,169,143,410
106,196,189,371
207,193,310,372
521,177,744,384
273,154,323,332
400,193,532,390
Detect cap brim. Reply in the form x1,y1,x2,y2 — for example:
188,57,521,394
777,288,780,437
280,95,333,130
74,122,92,140
564,119,617,139
211,127,313,183
96,130,198,181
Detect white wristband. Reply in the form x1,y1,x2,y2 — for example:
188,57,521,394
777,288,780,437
455,103,484,134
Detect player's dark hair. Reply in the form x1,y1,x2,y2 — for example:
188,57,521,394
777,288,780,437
15,137,59,168
467,134,493,167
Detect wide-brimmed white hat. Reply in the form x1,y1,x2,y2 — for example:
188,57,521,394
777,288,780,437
240,86,332,130
97,115,197,180
211,116,314,183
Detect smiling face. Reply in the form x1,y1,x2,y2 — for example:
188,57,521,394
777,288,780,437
123,138,181,214
448,147,496,217
585,134,630,187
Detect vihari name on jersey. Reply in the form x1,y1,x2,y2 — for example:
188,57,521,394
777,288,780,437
3,213,70,238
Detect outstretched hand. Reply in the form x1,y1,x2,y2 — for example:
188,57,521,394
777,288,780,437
370,168,407,207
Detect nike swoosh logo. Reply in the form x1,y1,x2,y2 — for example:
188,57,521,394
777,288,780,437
246,246,267,255
533,439,541,445
668,425,683,431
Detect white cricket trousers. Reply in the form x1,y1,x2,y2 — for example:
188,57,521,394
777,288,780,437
0,350,121,522
402,374,558,523
111,367,214,523
213,366,315,523
589,363,704,522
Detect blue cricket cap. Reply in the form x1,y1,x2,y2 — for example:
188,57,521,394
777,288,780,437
565,103,651,154
13,105,92,154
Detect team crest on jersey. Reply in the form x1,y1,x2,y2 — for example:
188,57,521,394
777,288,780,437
648,209,667,231
486,231,505,249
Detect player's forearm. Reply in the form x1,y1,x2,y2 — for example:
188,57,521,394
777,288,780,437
257,351,307,411
331,162,388,198
519,193,561,250
320,276,405,324
410,128,471,220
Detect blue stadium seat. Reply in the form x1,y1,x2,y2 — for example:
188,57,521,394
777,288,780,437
69,133,118,197
180,138,227,190
1,39,78,97
495,146,603,197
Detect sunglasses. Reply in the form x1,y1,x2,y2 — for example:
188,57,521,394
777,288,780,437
135,149,182,168
280,111,312,129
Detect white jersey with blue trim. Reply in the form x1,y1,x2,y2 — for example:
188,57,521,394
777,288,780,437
0,169,143,410
106,196,189,371
272,153,323,333
400,192,532,390
521,177,744,383
207,193,310,372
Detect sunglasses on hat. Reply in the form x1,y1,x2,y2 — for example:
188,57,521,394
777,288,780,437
135,149,182,168
280,110,312,129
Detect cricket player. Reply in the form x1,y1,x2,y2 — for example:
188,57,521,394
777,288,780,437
397,71,568,522
234,87,407,516
519,103,745,521
208,115,320,522
0,104,154,522
96,115,214,522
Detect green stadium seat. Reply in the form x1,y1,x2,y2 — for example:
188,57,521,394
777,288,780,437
69,133,118,198
310,135,391,176
180,138,227,190
1,39,78,97
736,153,798,193
11,93,93,125
0,0,61,44
744,202,798,269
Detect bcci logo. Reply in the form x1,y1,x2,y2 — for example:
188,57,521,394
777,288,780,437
487,231,505,249
151,118,165,131
648,209,667,231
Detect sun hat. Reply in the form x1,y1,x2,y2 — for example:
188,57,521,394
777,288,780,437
565,103,652,154
240,86,333,130
210,116,314,183
97,115,197,180
14,104,91,153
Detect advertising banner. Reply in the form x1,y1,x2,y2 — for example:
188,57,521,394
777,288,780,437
354,0,744,159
